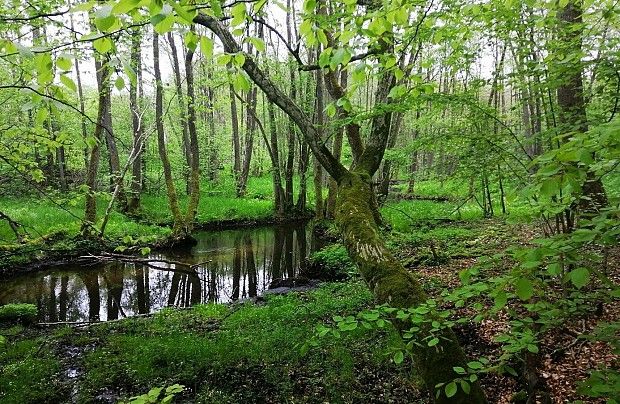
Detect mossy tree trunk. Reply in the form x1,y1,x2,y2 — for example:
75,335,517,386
195,13,487,402
335,172,486,403
153,32,184,237
184,30,200,228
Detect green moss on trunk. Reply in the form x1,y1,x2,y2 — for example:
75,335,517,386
335,172,486,404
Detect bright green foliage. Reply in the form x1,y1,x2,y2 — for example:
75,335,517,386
0,304,38,324
122,384,185,404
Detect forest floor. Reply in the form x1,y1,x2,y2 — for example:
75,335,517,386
1,206,618,403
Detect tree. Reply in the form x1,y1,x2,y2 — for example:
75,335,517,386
193,5,487,401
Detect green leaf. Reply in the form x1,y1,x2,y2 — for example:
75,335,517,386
248,37,265,52
112,0,142,15
325,103,336,117
153,14,175,34
95,15,119,32
388,84,407,99
171,1,196,24
467,361,483,370
93,37,113,53
317,29,328,46
60,75,77,92
393,351,404,364
231,3,246,27
445,381,457,398
56,57,72,71
318,48,332,68
35,108,49,126
184,31,198,51
115,76,125,91
304,0,316,13
428,337,439,347
217,53,232,65
493,290,507,310
394,7,409,25
253,0,268,13
210,0,223,17
331,47,351,68
546,263,562,276
540,178,559,197
569,267,590,289
453,366,466,375
515,278,534,301
72,1,95,12
234,53,246,66
200,36,214,57
233,73,250,92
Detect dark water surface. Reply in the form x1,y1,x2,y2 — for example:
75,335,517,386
0,223,320,322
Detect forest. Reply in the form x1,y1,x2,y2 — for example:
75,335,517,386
0,0,618,402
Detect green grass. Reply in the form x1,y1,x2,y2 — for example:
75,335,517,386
0,337,64,403
0,282,417,403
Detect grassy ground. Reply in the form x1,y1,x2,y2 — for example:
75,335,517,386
0,282,422,404
3,185,616,402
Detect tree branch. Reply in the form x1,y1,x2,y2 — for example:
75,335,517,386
194,13,348,182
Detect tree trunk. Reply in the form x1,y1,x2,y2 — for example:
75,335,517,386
127,27,143,214
154,32,184,236
96,56,126,210
238,86,257,197
184,31,200,228
194,15,487,400
82,55,110,236
335,172,487,403
557,1,607,213
313,61,325,219
268,101,286,217
230,80,242,191
167,32,192,194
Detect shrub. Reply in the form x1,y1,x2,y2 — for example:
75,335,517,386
305,244,356,280
0,303,38,324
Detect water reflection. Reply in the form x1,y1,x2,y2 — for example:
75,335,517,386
0,223,316,322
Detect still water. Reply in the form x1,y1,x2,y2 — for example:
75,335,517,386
0,223,319,322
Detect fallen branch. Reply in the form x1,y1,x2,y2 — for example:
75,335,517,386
0,211,26,243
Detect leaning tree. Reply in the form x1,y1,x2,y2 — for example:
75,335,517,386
84,0,487,400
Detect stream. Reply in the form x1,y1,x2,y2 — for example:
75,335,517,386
0,222,321,322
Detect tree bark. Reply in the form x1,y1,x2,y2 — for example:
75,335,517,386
167,32,192,194
154,33,184,236
128,27,143,214
184,31,200,228
557,1,607,212
82,55,110,236
229,79,242,191
193,14,487,400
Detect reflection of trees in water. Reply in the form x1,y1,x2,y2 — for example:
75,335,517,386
246,233,257,298
78,271,101,322
135,265,149,314
0,224,316,320
105,263,125,320
167,271,202,307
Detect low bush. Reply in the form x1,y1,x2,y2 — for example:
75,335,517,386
0,303,38,324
